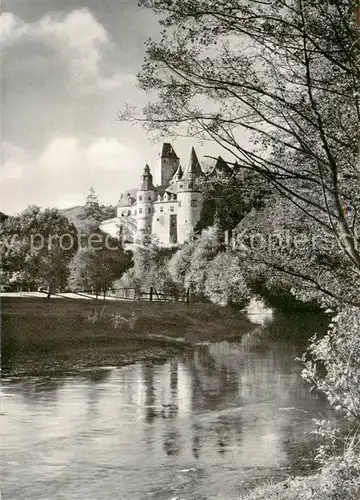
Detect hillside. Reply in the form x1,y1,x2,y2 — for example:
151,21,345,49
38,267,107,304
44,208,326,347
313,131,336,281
59,205,117,229
58,206,83,225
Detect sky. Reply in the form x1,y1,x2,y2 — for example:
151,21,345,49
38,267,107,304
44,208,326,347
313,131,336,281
1,0,224,214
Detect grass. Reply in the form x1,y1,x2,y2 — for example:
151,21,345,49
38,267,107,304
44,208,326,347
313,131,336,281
237,476,318,500
1,297,252,375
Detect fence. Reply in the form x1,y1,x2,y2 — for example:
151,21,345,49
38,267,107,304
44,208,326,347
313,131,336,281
76,287,191,303
108,287,191,303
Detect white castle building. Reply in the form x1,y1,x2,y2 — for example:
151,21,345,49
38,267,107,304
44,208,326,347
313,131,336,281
100,143,231,246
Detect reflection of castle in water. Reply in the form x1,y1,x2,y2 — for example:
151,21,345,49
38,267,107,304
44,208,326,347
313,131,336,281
134,339,314,466
7,329,333,474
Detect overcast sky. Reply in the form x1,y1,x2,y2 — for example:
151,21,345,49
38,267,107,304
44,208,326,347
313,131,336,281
1,0,224,214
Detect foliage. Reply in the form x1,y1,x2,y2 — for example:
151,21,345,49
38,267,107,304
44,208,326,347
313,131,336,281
184,224,223,296
99,204,117,221
234,197,360,308
68,229,132,298
302,306,360,422
204,250,250,306
77,187,103,222
197,166,269,232
117,234,179,295
168,239,196,289
0,206,78,296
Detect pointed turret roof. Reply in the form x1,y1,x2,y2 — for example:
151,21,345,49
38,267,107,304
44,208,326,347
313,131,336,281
175,163,183,180
161,143,179,159
206,156,232,177
139,164,155,191
184,147,203,178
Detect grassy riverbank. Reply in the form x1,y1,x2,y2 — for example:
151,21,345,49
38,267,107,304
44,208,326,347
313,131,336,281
239,476,318,500
1,297,252,375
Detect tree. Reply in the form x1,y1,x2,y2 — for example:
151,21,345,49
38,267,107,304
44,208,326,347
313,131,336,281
68,248,95,293
122,0,360,280
205,250,250,306
196,166,269,232
185,224,223,296
168,239,196,289
0,206,78,296
234,197,360,308
68,229,132,299
99,205,117,221
78,187,102,222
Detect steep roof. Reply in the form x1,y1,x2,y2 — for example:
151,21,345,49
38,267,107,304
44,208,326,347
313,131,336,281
118,189,137,207
139,164,155,191
168,163,183,184
205,156,232,177
161,143,179,159
184,147,203,178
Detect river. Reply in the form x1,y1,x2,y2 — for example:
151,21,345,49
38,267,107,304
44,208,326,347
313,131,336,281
2,308,337,500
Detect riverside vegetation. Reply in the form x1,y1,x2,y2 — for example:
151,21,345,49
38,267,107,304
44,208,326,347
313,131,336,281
1,0,360,497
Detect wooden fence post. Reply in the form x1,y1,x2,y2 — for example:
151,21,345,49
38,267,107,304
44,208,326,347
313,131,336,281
224,229,229,247
186,288,190,305
150,287,153,302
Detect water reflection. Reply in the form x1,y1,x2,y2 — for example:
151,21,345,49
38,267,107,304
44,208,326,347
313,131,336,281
2,326,337,500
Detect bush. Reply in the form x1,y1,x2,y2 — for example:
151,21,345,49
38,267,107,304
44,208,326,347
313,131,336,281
205,250,250,306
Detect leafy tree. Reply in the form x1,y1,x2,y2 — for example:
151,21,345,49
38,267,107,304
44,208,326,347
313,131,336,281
78,187,102,222
99,205,117,221
168,239,196,290
117,234,178,295
234,197,360,308
68,229,132,299
0,206,78,296
68,248,95,293
204,250,250,306
185,224,223,296
197,166,269,232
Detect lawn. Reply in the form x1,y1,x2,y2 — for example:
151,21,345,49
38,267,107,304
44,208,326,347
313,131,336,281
1,297,252,375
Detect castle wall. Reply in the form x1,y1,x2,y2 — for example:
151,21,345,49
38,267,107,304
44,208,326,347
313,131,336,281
152,200,178,245
99,218,118,238
154,156,179,187
136,189,155,234
177,190,203,244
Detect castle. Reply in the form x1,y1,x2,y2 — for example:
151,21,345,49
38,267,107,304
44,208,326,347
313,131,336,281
100,143,231,246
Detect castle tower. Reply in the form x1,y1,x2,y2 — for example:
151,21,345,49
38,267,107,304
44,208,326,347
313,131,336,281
136,164,155,236
176,147,204,244
155,143,180,187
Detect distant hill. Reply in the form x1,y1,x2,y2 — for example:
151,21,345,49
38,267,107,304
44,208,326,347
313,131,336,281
59,205,117,229
58,206,84,225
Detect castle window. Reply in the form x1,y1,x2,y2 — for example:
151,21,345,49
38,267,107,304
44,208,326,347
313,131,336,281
139,195,143,201
148,207,151,213
121,211,125,216
179,184,183,189
160,206,164,213
191,200,198,207
139,208,143,214
148,195,151,200
170,206,174,212
127,210,131,216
